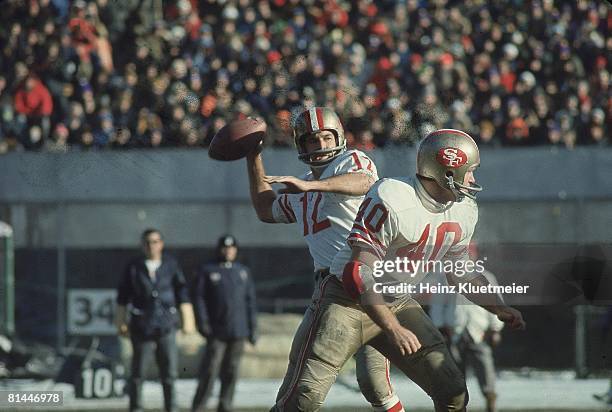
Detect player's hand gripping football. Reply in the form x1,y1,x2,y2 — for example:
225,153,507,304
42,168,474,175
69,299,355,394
385,325,422,356
496,306,526,330
264,175,313,193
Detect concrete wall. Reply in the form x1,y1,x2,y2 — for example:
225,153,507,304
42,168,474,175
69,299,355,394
1,147,611,247
4,199,612,248
2,147,612,202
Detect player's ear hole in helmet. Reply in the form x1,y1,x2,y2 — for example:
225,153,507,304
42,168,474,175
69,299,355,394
416,129,483,201
292,107,346,167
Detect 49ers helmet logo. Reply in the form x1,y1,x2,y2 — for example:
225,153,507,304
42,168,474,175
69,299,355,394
436,147,468,168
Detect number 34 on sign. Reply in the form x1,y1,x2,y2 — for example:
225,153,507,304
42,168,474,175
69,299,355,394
68,289,117,335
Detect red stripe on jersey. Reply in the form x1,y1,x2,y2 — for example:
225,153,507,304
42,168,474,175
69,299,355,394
277,195,294,222
300,194,309,235
351,152,363,170
352,223,386,251
315,107,324,129
348,233,384,258
366,158,373,171
283,195,296,221
367,231,386,252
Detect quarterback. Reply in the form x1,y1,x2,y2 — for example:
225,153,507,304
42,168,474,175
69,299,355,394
273,129,525,411
246,107,405,411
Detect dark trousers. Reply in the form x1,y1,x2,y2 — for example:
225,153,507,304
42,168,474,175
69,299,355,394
192,338,245,412
129,331,178,412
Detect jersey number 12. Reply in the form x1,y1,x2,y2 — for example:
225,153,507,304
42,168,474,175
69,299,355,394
300,192,331,235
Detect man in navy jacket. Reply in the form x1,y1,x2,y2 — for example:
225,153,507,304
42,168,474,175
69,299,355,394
116,228,195,412
191,235,257,412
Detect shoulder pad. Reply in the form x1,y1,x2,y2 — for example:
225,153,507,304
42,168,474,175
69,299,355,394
371,177,419,213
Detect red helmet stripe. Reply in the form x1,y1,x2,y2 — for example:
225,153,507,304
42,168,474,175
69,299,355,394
315,107,324,130
302,109,313,133
307,108,320,132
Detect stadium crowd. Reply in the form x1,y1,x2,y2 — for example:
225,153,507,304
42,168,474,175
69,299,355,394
0,0,609,153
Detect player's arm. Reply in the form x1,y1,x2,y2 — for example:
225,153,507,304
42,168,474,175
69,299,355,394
265,172,375,196
246,147,276,223
342,245,422,355
446,273,526,330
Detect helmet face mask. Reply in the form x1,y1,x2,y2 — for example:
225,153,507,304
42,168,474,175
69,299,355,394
443,168,482,201
417,129,483,201
293,107,346,166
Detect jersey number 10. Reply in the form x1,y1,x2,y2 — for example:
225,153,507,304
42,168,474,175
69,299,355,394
357,197,463,262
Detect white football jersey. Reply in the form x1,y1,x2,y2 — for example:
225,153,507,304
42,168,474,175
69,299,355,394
271,149,378,270
331,176,479,298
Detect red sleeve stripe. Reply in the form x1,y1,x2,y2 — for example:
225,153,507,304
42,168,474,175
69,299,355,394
388,400,404,412
277,196,294,222
348,233,385,258
351,152,363,170
342,261,366,299
351,223,386,251
367,231,386,251
282,195,296,221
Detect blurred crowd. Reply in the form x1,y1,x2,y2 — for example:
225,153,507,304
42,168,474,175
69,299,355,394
0,0,609,153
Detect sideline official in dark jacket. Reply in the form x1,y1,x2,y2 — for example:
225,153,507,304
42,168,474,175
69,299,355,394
115,228,196,412
191,235,257,412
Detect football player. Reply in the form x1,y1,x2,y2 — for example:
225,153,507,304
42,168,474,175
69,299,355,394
247,107,405,411
269,129,526,411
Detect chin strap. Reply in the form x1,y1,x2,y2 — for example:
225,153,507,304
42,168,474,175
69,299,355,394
446,174,483,201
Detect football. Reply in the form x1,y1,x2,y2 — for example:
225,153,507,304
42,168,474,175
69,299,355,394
208,118,267,161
